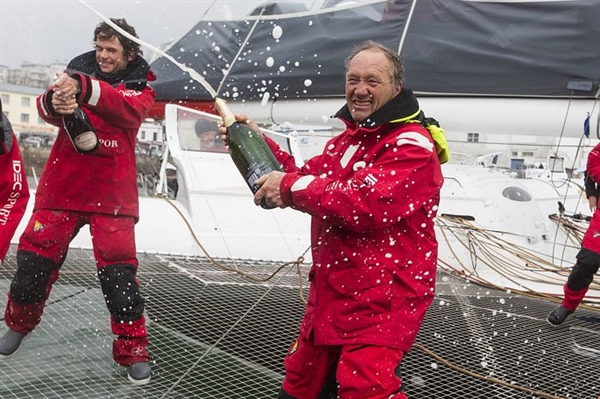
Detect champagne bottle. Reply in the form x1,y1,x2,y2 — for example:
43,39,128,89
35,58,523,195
214,97,282,209
63,107,99,154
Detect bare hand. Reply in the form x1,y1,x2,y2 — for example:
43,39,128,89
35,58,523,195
53,73,80,99
218,113,262,146
52,73,80,115
52,95,78,114
254,171,286,208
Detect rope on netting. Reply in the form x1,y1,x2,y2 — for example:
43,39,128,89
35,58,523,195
412,342,571,399
154,196,599,398
435,215,600,308
158,257,297,399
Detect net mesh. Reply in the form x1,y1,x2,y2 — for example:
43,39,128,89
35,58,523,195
0,244,598,399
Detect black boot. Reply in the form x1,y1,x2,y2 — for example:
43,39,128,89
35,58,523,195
547,306,573,326
277,388,297,399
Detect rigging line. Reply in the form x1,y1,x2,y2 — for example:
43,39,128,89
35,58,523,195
436,218,598,305
438,248,586,305
552,90,574,160
200,0,219,20
206,0,307,259
161,143,242,265
549,99,600,267
465,214,582,262
146,0,218,59
159,261,297,399
156,194,311,295
439,214,561,243
554,210,586,267
436,217,600,299
549,91,598,186
215,1,270,96
468,220,577,274
397,0,417,56
156,108,254,266
547,128,587,205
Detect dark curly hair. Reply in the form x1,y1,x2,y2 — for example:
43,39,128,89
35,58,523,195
93,18,142,59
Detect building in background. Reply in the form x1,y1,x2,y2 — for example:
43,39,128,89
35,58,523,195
0,61,66,142
137,119,165,158
0,61,66,89
0,76,166,156
0,83,56,139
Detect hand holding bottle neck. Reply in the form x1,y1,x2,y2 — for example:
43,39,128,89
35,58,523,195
214,98,262,136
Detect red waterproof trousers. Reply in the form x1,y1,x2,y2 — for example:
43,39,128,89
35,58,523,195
280,333,408,399
561,210,600,310
4,209,148,366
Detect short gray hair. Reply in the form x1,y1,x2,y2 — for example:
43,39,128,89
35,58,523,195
344,41,404,86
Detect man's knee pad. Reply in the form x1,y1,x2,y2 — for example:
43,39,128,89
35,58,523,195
569,248,600,291
9,250,57,304
98,264,144,323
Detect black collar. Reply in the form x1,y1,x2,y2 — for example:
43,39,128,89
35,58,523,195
66,50,151,90
334,88,421,128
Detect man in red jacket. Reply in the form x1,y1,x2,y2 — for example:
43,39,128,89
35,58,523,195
0,18,156,385
0,99,30,263
221,41,445,399
548,143,600,325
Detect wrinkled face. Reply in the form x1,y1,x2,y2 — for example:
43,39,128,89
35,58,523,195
345,49,402,123
94,36,133,75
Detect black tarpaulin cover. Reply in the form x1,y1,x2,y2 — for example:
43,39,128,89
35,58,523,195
149,0,600,102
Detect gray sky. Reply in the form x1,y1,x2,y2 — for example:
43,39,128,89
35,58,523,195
0,0,269,68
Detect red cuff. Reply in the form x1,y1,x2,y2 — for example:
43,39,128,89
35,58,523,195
280,173,298,207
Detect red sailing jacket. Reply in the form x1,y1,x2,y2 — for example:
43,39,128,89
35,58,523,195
267,90,444,351
36,55,155,220
0,127,30,261
582,143,600,252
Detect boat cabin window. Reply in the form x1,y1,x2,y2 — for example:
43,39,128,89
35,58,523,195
176,110,227,153
173,107,295,157
502,186,532,202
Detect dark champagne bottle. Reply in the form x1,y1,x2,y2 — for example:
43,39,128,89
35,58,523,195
214,97,282,209
63,107,99,154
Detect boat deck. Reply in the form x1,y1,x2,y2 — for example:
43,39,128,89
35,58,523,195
0,246,598,399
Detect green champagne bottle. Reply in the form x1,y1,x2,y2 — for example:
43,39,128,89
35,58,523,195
214,97,282,209
63,107,99,154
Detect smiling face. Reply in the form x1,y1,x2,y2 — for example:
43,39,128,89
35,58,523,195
94,36,133,75
345,48,402,123
199,130,218,149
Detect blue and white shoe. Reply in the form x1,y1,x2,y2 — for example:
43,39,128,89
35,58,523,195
0,328,26,358
127,362,152,385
